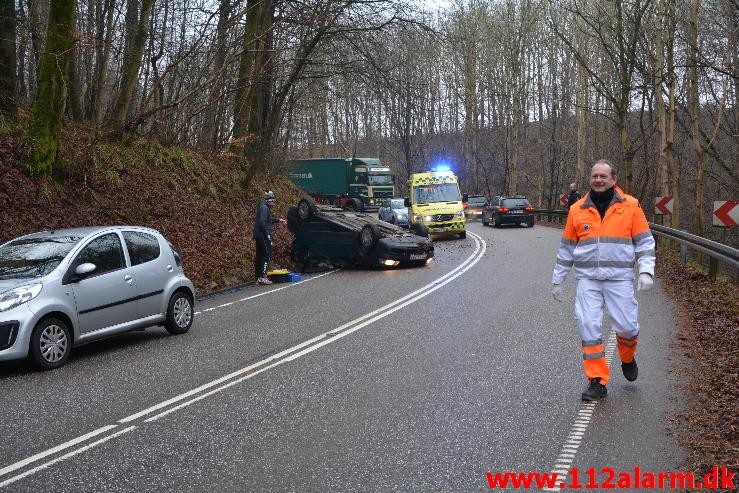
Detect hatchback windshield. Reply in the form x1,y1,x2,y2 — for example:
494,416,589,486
413,184,461,204
502,198,530,208
390,199,405,209
0,236,82,280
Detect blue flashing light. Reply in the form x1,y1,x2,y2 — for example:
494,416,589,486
430,161,452,173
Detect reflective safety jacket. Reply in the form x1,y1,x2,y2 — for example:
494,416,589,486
552,186,655,283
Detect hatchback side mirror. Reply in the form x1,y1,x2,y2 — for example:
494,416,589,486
75,263,97,277
462,193,469,202
404,198,410,207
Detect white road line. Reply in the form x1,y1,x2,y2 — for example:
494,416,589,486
0,427,137,488
194,270,337,315
143,234,487,422
0,425,118,478
0,233,486,484
544,331,618,491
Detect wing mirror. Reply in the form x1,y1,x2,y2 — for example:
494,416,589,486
462,193,469,203
404,197,410,207
74,263,97,277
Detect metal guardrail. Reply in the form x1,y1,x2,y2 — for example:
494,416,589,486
534,209,739,281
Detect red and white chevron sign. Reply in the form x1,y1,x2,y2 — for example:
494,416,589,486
713,200,738,227
654,196,673,215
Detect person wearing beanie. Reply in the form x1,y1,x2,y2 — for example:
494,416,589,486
253,191,286,285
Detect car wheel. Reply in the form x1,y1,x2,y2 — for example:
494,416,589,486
412,223,429,238
528,219,535,228
459,231,466,239
297,198,316,221
29,317,71,370
494,216,501,228
165,291,193,335
482,215,489,226
358,224,380,254
287,206,299,234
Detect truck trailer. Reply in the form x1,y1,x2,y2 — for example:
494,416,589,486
287,158,395,211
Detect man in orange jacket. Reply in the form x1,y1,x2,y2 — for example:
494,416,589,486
551,159,655,401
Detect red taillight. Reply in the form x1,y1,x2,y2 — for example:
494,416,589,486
525,207,534,212
463,203,468,209
498,207,509,213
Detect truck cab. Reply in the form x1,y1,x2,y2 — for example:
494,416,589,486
405,171,466,239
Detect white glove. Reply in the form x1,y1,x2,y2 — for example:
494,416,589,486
637,273,653,292
267,235,272,242
551,283,563,302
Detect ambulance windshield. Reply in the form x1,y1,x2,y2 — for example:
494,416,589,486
413,183,461,204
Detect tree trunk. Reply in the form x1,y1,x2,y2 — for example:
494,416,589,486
688,0,706,237
28,0,77,175
66,43,83,121
111,0,155,130
92,0,115,131
0,0,17,118
231,0,264,149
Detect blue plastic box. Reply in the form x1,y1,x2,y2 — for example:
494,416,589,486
287,273,302,282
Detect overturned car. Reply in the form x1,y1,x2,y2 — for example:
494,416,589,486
288,198,434,270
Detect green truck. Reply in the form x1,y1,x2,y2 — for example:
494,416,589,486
287,158,395,211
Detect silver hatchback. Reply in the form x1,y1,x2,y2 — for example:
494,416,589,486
0,226,195,370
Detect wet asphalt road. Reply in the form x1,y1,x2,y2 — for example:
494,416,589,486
0,221,684,492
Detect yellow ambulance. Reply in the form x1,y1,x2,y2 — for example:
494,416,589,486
405,170,466,239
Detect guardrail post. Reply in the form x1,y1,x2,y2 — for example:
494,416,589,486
680,244,688,264
708,257,718,281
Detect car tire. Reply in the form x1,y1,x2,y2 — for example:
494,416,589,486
494,216,501,228
287,206,299,234
297,198,316,221
412,223,429,238
527,219,535,228
357,224,380,254
459,231,466,239
29,317,72,370
482,215,489,226
164,291,194,335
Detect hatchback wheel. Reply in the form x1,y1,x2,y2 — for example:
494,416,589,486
165,291,193,334
30,317,71,370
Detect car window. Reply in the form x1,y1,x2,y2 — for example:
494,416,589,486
390,199,405,209
73,233,125,275
123,231,161,266
0,236,82,280
502,198,530,207
468,196,487,205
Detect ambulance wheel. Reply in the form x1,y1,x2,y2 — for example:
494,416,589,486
358,224,380,254
459,231,466,239
297,198,316,221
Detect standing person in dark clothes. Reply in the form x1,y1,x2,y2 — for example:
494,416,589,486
566,182,582,211
253,191,286,285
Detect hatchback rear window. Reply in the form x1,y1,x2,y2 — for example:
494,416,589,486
0,236,82,279
123,231,161,266
502,199,530,207
467,196,487,205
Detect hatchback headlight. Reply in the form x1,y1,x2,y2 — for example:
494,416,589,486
0,284,43,312
455,210,465,219
395,212,407,219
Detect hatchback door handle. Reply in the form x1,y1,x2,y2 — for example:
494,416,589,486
124,275,133,284
166,264,173,272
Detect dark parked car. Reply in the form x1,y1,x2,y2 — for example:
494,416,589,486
482,196,535,228
463,194,488,221
288,199,434,270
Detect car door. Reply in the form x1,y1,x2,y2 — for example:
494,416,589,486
378,200,390,222
122,230,168,318
67,232,138,334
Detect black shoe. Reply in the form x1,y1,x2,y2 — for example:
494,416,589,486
621,359,638,382
581,378,607,401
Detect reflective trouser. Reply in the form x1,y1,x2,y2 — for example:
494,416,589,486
575,279,639,385
254,236,272,279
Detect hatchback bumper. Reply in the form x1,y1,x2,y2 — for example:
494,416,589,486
0,304,36,362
